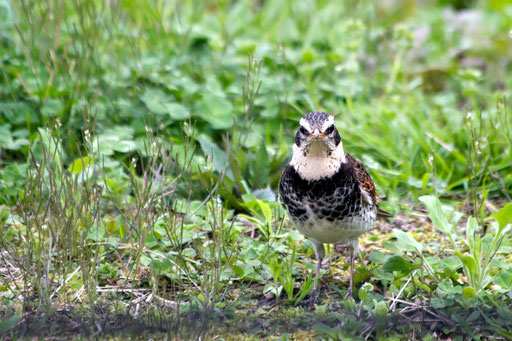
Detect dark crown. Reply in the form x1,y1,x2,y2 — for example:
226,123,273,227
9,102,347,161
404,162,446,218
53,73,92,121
302,112,330,127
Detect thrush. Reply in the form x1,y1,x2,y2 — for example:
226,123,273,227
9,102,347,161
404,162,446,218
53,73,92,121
278,112,390,298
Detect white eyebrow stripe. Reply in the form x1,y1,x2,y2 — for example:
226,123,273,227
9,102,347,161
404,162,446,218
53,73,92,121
299,117,312,132
321,115,334,132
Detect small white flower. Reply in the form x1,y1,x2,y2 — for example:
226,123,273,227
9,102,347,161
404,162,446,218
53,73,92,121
362,282,373,291
428,154,434,165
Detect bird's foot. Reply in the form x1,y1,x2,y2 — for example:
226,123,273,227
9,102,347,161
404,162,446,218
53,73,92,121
306,286,320,310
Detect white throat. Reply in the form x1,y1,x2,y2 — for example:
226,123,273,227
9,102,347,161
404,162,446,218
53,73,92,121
290,141,346,181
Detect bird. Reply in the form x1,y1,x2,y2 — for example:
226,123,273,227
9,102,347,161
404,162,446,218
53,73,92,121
278,112,390,298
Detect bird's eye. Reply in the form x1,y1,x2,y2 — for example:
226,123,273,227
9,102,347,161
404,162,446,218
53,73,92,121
299,126,309,135
324,125,334,134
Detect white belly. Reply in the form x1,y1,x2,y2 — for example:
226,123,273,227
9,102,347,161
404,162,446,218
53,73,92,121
293,217,373,244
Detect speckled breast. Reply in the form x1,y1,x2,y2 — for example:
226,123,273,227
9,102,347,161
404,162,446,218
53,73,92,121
279,162,376,244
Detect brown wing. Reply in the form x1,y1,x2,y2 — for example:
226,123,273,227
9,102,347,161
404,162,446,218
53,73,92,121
346,153,393,218
345,152,377,205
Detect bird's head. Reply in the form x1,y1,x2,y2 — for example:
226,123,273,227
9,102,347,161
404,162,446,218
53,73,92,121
294,112,341,156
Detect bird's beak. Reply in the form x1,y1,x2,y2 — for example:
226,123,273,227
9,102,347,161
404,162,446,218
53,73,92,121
310,129,325,139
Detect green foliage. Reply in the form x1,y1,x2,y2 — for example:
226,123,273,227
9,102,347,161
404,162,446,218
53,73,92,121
267,243,316,305
0,0,512,339
421,195,512,293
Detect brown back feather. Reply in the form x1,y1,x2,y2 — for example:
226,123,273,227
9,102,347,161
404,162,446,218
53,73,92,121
345,153,377,204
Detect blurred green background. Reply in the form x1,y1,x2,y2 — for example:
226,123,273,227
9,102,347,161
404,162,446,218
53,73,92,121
1,0,512,338
1,0,511,209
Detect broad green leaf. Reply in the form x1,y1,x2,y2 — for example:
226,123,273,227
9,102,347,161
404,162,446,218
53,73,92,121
392,228,424,253
94,126,137,155
494,269,512,289
166,102,190,120
252,187,276,202
369,250,387,264
40,98,63,117
150,257,171,275
419,195,451,234
140,88,190,120
461,254,478,275
0,1,13,27
140,88,172,115
194,94,234,129
374,300,389,317
68,156,94,174
381,255,419,272
0,125,29,150
496,203,512,230
233,264,255,279
358,287,368,301
440,256,462,271
462,286,477,300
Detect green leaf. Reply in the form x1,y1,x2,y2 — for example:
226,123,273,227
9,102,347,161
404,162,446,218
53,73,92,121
150,257,171,275
38,127,63,166
40,98,63,117
358,287,368,301
392,228,424,253
194,94,234,129
0,1,13,27
198,136,234,180
0,314,20,335
374,300,389,317
494,268,512,289
256,199,272,231
312,323,337,339
94,126,136,155
252,140,269,188
68,156,94,174
419,195,451,234
369,250,387,264
496,203,512,229
462,286,477,300
252,187,276,202
466,217,478,250
166,102,190,120
382,255,419,272
140,88,172,115
461,254,478,275
0,125,29,150
140,88,190,120
233,264,255,279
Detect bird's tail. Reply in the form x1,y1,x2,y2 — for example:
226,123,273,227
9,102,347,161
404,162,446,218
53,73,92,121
377,206,393,219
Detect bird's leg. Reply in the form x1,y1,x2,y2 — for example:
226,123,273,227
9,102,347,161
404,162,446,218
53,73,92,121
346,239,359,298
347,251,354,298
312,240,325,289
309,240,325,306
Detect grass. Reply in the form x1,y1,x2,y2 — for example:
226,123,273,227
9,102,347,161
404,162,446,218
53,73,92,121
1,0,512,339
